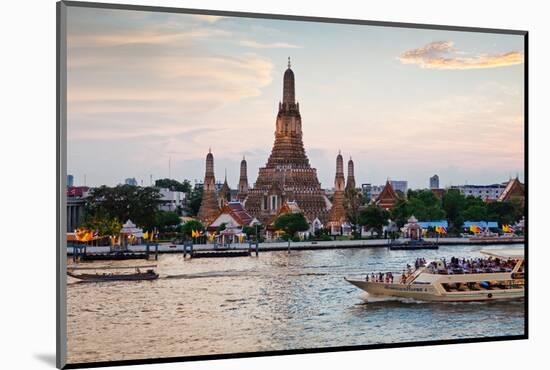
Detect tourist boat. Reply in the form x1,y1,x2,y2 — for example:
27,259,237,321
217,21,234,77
345,249,524,302
67,266,159,282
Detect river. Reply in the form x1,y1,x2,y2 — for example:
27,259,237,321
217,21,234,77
66,243,525,364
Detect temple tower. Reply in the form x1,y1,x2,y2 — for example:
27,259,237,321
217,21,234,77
197,149,220,224
218,170,231,207
237,156,249,202
328,152,347,232
245,58,331,224
345,157,356,192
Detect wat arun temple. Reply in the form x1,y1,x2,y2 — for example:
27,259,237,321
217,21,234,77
197,58,358,231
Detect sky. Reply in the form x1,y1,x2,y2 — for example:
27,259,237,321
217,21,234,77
66,7,525,190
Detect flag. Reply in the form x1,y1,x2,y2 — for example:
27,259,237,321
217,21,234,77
469,225,481,233
440,226,447,234
143,231,149,240
502,224,514,233
149,230,154,241
191,230,197,238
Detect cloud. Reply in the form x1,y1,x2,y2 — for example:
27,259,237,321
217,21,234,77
67,13,274,143
239,40,302,49
399,41,524,70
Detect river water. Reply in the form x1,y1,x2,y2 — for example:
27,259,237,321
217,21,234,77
66,244,525,364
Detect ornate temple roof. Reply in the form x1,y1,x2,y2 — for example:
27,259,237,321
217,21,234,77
208,201,254,230
497,177,524,202
375,180,400,210
267,201,303,228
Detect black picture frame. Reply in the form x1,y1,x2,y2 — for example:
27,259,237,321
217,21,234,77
56,1,528,368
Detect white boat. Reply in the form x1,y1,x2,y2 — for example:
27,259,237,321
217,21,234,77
345,249,524,302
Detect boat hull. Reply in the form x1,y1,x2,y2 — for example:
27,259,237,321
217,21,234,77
345,278,524,302
67,271,159,282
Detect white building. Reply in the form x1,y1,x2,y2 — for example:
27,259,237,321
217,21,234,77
451,183,506,201
158,188,186,213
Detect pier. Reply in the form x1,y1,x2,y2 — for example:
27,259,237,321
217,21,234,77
182,240,260,259
70,242,160,262
67,237,523,258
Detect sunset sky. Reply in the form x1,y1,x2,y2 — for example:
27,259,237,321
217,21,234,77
67,6,525,189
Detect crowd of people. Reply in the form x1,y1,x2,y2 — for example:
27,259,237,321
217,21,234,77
364,256,520,284
426,256,517,275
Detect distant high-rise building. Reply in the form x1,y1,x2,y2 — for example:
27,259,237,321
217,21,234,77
124,177,138,186
390,180,408,195
67,174,74,187
430,174,439,189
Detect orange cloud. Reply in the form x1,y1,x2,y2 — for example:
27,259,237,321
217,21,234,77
399,41,524,70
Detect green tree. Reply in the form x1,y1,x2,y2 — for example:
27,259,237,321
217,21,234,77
390,199,410,228
186,187,203,216
154,178,192,193
155,211,181,232
487,201,517,226
81,215,121,236
408,190,445,221
180,219,204,238
344,187,364,238
463,205,488,221
85,185,161,229
358,205,389,237
442,189,466,232
242,224,264,239
273,213,310,247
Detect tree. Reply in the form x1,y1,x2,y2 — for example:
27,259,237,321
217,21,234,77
186,187,203,216
242,224,264,239
463,205,488,221
407,190,445,221
85,185,162,229
155,211,181,232
180,219,204,238
358,205,389,237
81,215,121,236
487,201,517,226
442,189,466,232
154,178,192,193
344,187,364,238
273,213,310,247
390,199,410,228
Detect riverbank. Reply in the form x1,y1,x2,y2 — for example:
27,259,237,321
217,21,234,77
66,237,524,255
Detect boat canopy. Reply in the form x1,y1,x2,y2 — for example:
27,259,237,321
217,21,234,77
480,249,524,259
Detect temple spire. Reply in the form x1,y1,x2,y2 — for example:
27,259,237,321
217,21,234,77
283,58,295,104
238,156,249,201
197,150,220,223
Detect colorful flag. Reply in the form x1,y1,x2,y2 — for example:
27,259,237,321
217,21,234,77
469,225,481,233
502,224,514,233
